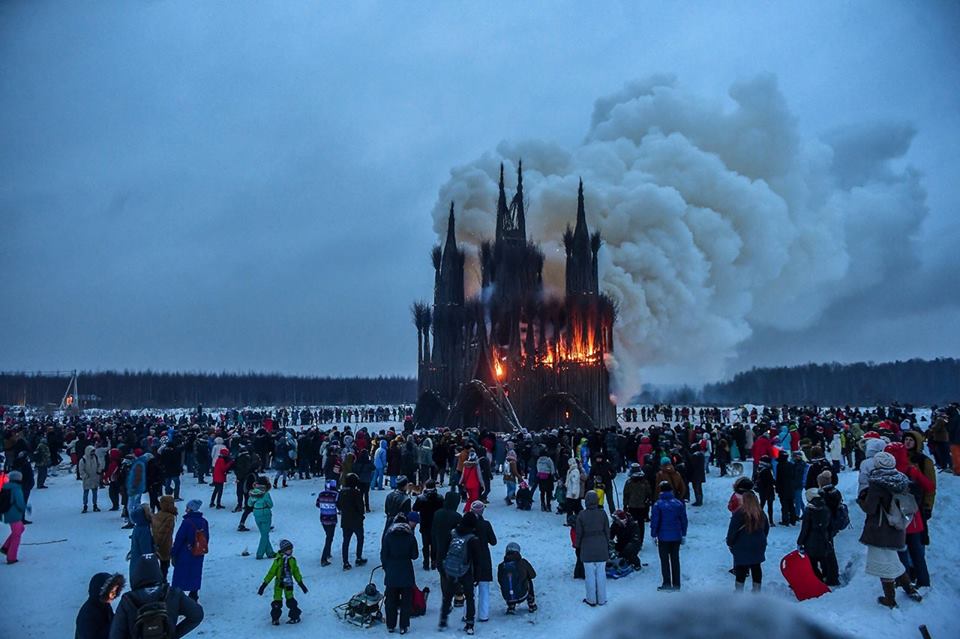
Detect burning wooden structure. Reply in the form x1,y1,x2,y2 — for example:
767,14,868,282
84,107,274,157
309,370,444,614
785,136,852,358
413,163,617,431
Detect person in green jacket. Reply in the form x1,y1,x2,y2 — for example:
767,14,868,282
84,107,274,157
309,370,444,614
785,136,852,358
247,478,275,560
2,470,28,563
258,539,308,625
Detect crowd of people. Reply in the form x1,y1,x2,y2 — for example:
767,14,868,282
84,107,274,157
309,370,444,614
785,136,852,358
0,401,957,637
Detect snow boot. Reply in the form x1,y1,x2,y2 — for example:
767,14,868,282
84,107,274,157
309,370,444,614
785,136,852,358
271,600,283,624
238,524,249,532
93,505,101,512
898,574,922,602
751,582,761,593
286,597,301,623
877,579,897,608
82,505,88,513
356,557,368,566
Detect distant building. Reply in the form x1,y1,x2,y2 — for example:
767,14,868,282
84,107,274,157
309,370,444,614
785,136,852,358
413,163,617,431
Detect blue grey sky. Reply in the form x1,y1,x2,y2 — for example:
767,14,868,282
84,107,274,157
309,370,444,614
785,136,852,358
1,2,958,385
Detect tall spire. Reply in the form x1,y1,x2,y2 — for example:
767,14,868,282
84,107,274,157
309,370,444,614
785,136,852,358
511,159,526,239
573,177,589,245
444,200,457,251
496,163,508,243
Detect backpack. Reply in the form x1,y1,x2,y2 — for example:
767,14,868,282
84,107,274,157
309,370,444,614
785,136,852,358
831,502,850,533
884,492,919,531
129,587,174,639
0,488,11,516
443,532,474,579
190,521,208,557
498,559,528,603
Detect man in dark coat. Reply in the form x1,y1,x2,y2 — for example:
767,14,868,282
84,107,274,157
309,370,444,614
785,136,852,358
336,473,367,568
775,450,797,525
109,554,203,639
380,513,419,634
76,572,124,639
431,491,462,567
797,489,837,585
413,479,444,570
468,501,497,622
610,510,643,570
384,476,412,536
438,512,483,633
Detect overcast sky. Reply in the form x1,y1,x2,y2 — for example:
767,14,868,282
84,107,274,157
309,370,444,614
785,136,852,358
1,1,958,385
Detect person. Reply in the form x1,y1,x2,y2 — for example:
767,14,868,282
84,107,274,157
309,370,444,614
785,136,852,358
565,457,585,521
515,480,533,511
127,504,154,574
797,488,834,585
125,451,148,513
535,452,556,512
258,539,308,625
726,477,753,513
1,470,27,564
574,490,609,606
209,448,232,509
775,450,797,525
885,442,935,589
459,452,485,514
755,455,776,526
384,476,413,536
622,463,652,548
236,461,261,532
439,511,482,634
903,430,937,553
152,495,177,581
610,510,643,570
109,554,203,639
497,542,537,614
33,436,51,490
432,490,462,575
650,480,687,591
248,477,275,560
336,473,368,570
414,479,444,570
857,451,922,607
503,450,519,506
373,439,387,490
76,571,125,639
470,501,497,622
725,490,770,592
381,513,419,634
315,479,339,567
80,445,103,513
654,458,685,501
171,500,209,601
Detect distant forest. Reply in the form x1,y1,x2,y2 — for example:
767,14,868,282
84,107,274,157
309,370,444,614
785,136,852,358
0,371,417,409
702,358,960,406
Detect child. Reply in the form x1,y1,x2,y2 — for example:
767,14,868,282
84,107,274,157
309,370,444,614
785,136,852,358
497,542,538,614
515,480,533,511
210,448,233,509
258,539,308,625
248,477,275,560
315,480,339,567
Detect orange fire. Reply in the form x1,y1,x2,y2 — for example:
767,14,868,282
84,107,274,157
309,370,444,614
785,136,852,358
494,360,505,380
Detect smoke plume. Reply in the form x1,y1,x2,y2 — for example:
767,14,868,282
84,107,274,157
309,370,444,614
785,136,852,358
431,75,929,398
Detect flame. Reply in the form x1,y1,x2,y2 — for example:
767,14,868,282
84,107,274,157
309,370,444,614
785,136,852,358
494,359,505,380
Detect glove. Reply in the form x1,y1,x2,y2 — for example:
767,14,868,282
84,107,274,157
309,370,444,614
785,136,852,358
257,583,267,596
680,537,686,545
299,582,308,594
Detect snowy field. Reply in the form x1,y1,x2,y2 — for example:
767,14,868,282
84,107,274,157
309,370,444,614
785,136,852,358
1,432,955,638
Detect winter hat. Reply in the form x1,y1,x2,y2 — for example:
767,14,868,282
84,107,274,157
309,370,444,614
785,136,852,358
393,513,409,524
614,509,628,523
186,499,203,512
658,480,672,493
470,500,485,514
396,476,409,488
406,511,421,525
7,470,22,482
278,539,293,554
816,470,833,488
468,451,478,462
805,488,820,503
629,463,642,476
873,451,896,470
219,448,229,457
733,477,754,494
660,456,671,466
506,542,521,554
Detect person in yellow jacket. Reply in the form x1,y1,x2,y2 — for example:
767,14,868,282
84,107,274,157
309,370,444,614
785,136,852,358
258,539,308,625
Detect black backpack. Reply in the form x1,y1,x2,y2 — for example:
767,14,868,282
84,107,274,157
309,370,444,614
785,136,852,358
0,487,11,516
127,586,174,639
443,532,474,579
498,559,528,603
831,502,851,533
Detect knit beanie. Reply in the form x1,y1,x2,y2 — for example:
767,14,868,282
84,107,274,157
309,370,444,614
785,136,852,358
873,451,896,470
660,457,671,466
805,488,820,503
186,499,203,512
471,500,485,514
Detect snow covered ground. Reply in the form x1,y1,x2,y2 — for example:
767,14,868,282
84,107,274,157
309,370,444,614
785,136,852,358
1,439,955,638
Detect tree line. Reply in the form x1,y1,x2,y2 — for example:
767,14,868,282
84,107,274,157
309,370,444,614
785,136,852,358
0,371,417,409
701,358,960,406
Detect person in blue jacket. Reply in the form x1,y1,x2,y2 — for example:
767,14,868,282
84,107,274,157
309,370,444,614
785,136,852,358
171,500,210,601
374,440,388,490
127,504,154,576
650,480,688,591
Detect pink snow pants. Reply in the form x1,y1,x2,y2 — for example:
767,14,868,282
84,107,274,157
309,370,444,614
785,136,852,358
3,521,24,562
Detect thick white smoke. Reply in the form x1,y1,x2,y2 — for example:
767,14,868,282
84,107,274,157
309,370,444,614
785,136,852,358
431,74,929,398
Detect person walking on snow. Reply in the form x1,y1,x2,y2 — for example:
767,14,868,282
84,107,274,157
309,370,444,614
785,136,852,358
574,490,609,606
258,539,308,625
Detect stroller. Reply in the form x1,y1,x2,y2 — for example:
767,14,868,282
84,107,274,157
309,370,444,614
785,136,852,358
334,566,385,628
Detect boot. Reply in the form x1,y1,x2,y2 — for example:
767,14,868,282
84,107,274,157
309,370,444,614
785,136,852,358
898,574,923,602
93,505,101,512
751,582,761,593
877,579,897,608
734,581,744,592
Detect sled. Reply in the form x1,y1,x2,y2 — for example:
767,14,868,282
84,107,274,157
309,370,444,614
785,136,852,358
780,551,830,601
333,565,385,627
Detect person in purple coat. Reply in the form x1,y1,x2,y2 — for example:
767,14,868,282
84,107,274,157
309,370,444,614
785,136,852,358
171,500,209,601
650,481,688,591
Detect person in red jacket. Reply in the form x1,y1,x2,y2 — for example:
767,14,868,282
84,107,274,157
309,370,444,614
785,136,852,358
752,432,773,467
210,449,234,509
885,443,934,587
636,437,653,464
459,451,484,514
